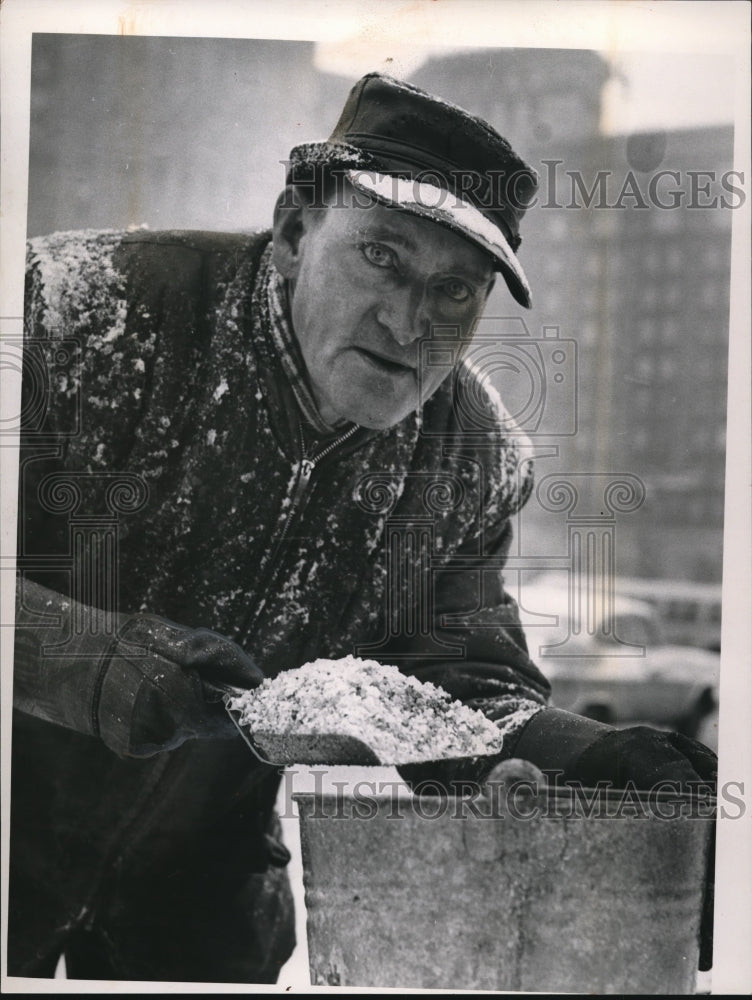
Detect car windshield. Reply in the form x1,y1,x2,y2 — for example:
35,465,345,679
614,612,663,647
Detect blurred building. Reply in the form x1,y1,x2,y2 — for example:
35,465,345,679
521,125,733,582
411,51,732,583
27,34,338,236
410,47,608,151
590,125,733,580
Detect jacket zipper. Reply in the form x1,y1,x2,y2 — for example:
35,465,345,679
240,421,359,642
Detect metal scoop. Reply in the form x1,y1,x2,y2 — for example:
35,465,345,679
225,698,506,788
225,698,381,765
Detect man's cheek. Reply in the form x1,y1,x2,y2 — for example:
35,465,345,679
319,249,367,289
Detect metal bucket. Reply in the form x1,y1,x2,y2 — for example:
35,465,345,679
294,782,714,993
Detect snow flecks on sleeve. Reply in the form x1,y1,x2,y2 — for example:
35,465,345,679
213,378,229,402
24,230,161,449
27,230,128,342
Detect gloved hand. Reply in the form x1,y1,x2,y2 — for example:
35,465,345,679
510,708,717,794
14,577,264,759
566,725,717,792
96,614,266,758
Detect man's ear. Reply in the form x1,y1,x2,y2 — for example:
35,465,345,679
272,185,309,279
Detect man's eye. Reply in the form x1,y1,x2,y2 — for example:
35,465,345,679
361,243,396,268
440,279,472,303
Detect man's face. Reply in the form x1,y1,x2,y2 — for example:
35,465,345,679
274,188,496,430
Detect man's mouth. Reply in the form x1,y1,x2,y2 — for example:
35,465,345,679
355,347,416,377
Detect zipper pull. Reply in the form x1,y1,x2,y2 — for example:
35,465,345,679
301,457,316,479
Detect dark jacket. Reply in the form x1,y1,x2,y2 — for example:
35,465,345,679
10,228,550,981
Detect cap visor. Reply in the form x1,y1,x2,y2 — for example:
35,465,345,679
345,168,532,308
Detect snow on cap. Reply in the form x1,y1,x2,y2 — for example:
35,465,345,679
287,72,538,308
344,169,532,309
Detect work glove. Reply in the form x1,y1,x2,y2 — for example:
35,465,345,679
397,750,507,797
510,708,717,794
14,577,264,759
398,708,717,797
95,614,266,757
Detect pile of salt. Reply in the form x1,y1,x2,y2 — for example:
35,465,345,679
229,655,504,764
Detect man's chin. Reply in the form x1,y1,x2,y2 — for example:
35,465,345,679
336,398,416,431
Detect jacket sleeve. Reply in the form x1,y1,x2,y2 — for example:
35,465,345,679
16,230,150,725
18,227,217,594
13,575,113,735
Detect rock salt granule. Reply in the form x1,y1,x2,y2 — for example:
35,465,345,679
229,655,504,764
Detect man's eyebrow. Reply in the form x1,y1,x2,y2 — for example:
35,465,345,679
356,224,418,252
355,225,494,284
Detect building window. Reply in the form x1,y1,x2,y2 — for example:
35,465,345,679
638,319,654,342
584,253,600,277
652,210,682,232
667,247,682,272
663,318,679,341
660,354,676,379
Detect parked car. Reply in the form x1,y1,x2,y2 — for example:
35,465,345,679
533,571,722,652
518,580,720,738
611,576,722,653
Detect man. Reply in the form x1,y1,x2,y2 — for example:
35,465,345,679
10,73,715,983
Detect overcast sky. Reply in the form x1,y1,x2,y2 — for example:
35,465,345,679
314,43,737,135
602,50,737,134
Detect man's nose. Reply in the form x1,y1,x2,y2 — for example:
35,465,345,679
375,282,431,347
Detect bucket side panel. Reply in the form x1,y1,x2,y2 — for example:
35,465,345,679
296,794,711,993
